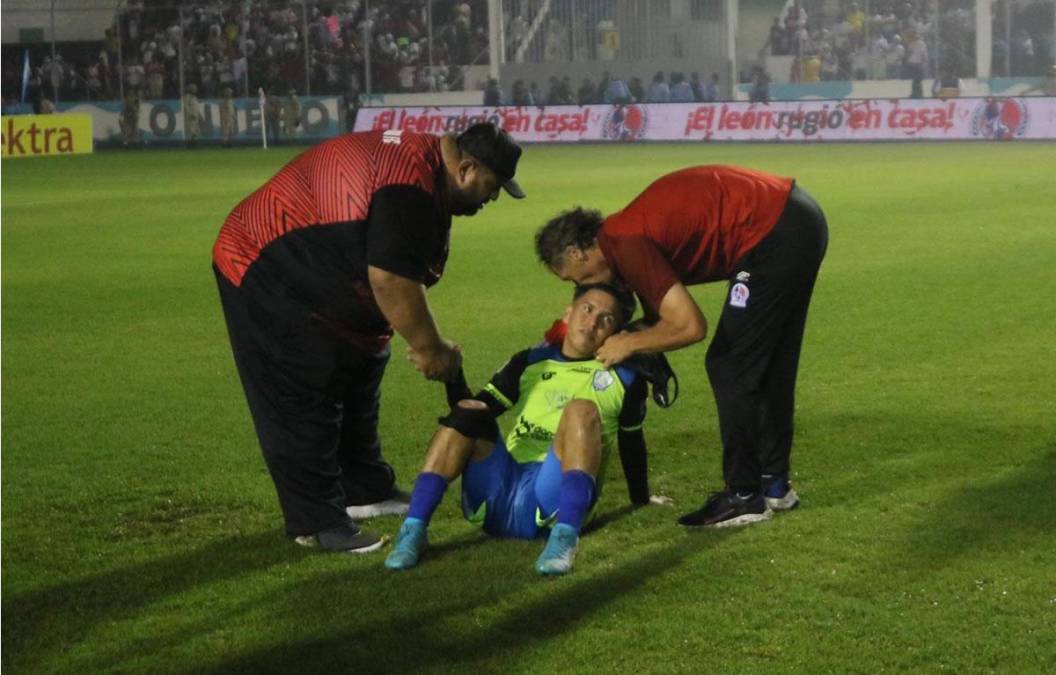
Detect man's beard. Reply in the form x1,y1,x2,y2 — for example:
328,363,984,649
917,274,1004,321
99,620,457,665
450,193,483,216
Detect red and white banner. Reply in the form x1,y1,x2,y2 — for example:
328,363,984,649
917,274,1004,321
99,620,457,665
354,97,1056,142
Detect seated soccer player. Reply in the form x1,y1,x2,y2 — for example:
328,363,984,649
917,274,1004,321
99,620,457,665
385,283,661,575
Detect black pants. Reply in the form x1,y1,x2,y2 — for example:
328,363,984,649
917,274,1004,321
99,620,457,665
705,186,829,493
215,268,397,536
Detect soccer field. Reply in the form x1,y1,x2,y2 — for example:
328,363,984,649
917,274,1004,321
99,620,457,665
3,141,1054,673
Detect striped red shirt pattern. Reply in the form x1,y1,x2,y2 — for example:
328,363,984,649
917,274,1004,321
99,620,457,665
213,130,443,286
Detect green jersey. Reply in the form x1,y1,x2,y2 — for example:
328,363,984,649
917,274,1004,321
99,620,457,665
478,343,647,465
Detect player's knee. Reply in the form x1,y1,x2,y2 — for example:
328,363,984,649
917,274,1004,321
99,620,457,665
457,399,488,410
562,399,600,427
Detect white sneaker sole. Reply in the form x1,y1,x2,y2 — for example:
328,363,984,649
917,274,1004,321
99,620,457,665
346,498,410,519
294,535,387,554
765,488,800,512
706,508,774,529
342,538,385,554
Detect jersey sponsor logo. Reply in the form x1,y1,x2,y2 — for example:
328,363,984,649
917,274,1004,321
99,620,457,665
568,366,594,374
513,415,555,443
730,282,750,308
382,128,403,144
593,370,615,392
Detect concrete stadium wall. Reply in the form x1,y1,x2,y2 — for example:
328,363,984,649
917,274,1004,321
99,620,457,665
731,77,1049,100
2,1,115,44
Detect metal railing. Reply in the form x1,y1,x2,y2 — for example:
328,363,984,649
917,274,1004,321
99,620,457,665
501,0,728,64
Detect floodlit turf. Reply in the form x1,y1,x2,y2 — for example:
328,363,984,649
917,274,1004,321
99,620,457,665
3,140,1055,673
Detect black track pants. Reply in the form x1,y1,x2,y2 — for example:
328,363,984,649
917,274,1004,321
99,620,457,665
215,267,396,536
704,186,829,493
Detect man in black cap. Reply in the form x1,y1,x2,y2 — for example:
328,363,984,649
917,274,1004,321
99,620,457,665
213,123,525,553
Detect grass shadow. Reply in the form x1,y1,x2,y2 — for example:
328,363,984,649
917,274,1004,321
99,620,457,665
895,443,1056,572
1,529,302,673
190,531,732,674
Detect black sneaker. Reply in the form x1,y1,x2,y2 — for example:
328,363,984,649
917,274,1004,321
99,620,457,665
678,490,774,529
762,474,800,511
294,522,384,554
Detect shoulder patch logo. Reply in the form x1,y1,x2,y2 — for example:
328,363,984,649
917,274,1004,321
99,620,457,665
730,282,750,308
593,370,615,392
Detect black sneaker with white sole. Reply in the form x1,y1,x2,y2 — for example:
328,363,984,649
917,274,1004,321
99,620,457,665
294,522,384,554
677,490,774,529
762,474,800,511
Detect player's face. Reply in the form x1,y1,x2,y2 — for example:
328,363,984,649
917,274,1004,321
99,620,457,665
562,289,621,358
449,159,501,216
552,246,614,285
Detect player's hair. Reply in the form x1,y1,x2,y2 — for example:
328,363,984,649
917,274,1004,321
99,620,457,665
534,207,604,269
573,282,636,328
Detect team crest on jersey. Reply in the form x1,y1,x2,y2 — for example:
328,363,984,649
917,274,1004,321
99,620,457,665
736,271,751,282
593,370,615,391
730,282,750,308
382,129,403,144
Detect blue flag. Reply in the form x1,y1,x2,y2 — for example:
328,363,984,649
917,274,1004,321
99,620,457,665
21,49,31,103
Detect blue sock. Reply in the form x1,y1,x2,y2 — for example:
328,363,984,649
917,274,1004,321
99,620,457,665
556,470,596,533
407,472,448,523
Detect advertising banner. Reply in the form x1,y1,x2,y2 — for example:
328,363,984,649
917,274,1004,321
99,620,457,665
2,113,94,158
53,96,343,146
353,98,1056,143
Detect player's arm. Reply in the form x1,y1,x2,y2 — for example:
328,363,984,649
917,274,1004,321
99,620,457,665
471,349,530,418
597,283,707,367
628,283,707,351
366,184,460,381
595,236,707,367
437,349,529,442
616,371,651,506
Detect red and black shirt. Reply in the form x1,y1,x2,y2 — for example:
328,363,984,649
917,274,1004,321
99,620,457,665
213,129,450,349
598,165,794,313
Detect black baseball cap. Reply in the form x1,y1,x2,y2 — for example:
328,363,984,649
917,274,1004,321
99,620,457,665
456,122,525,199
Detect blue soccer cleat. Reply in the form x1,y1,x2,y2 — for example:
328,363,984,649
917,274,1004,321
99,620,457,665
535,523,579,576
385,518,428,571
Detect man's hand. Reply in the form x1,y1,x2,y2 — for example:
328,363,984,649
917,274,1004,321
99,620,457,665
407,339,462,381
596,331,636,368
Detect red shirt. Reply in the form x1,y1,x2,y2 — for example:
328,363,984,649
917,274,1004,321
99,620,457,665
212,130,450,350
597,165,793,312
213,129,444,286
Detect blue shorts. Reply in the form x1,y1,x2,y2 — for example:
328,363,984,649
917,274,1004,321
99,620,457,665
460,438,564,539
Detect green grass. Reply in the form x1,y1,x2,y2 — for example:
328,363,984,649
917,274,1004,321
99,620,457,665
3,141,1055,673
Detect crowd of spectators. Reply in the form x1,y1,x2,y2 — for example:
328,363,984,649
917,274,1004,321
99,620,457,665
764,0,1053,81
9,0,490,106
484,70,724,106
5,0,1053,110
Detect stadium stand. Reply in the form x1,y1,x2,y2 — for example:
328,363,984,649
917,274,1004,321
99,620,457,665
761,0,1054,80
